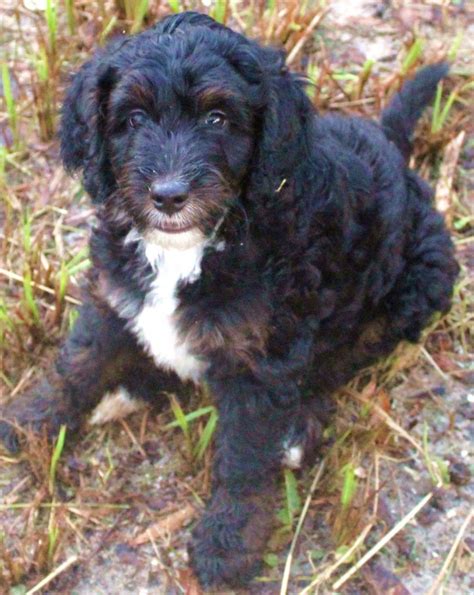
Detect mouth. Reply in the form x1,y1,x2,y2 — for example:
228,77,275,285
156,222,195,234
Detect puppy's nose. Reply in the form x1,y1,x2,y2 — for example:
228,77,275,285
150,180,189,214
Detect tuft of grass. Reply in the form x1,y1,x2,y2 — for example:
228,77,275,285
166,398,218,462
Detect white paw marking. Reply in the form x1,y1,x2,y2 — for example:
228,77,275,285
282,442,304,469
89,386,143,425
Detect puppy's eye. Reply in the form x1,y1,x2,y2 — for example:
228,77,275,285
204,110,227,127
128,110,147,129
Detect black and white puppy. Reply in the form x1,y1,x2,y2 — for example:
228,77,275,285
0,11,458,589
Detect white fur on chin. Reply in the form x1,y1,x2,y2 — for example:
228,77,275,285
143,227,206,251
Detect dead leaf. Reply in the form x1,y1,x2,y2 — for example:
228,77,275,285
131,504,196,546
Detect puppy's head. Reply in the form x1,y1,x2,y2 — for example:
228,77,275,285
61,12,312,247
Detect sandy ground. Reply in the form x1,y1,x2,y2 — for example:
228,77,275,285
1,1,472,594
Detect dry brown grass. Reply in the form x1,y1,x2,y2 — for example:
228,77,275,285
1,1,472,593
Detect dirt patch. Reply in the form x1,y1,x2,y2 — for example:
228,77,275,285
1,1,472,594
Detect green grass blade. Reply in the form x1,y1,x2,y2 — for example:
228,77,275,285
65,0,76,35
431,81,443,133
100,15,118,45
168,395,189,439
131,0,149,34
437,90,458,131
194,409,219,460
448,31,463,62
212,0,228,24
168,0,181,13
22,269,40,325
283,469,301,526
68,309,79,331
1,64,19,149
57,262,69,304
45,0,58,55
49,425,67,494
402,38,424,74
165,405,215,429
340,463,357,509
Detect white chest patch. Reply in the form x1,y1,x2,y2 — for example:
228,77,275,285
129,231,208,383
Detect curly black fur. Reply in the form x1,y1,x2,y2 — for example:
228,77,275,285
0,12,458,589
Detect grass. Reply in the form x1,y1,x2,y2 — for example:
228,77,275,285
0,0,472,593
1,64,19,151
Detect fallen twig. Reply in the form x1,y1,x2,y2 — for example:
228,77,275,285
426,509,473,595
0,267,82,305
286,10,327,65
26,555,78,594
132,503,196,546
280,459,325,595
332,492,433,590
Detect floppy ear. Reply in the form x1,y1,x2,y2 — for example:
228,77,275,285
60,44,122,203
242,50,314,223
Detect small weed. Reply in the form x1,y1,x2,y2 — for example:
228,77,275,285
167,397,218,462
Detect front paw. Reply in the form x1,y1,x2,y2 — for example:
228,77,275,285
188,487,274,589
0,382,76,452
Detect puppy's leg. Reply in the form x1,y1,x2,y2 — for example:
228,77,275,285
0,302,136,450
189,373,303,588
